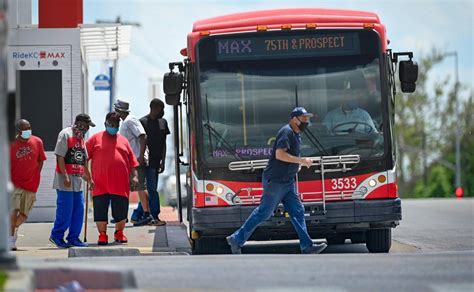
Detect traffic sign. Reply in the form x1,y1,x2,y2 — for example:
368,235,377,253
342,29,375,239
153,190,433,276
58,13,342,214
93,74,110,91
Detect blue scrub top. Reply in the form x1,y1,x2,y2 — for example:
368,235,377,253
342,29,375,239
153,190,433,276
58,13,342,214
263,124,301,183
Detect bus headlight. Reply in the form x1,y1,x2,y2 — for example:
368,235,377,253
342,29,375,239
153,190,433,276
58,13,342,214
232,196,241,204
360,186,368,194
216,186,224,195
368,179,377,187
225,193,233,201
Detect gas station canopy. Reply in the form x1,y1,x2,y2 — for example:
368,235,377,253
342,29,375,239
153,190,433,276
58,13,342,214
80,23,131,61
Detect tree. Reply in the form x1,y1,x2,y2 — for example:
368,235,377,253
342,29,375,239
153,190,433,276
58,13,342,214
460,94,474,196
394,48,472,197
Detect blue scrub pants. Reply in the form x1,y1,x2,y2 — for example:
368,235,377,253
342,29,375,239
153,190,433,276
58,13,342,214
50,190,84,242
230,176,314,251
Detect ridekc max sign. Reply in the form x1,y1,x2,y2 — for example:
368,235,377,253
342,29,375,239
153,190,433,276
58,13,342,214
12,50,67,60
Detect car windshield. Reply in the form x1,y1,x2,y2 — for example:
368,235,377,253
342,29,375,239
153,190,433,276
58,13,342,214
197,30,385,165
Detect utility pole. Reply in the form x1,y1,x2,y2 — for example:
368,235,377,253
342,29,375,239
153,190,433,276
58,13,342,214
96,16,140,110
445,52,462,194
422,127,427,186
0,0,18,269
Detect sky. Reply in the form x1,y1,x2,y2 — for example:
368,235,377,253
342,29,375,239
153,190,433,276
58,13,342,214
31,0,473,135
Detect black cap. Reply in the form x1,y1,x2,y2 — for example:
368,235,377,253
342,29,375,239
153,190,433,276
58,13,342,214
75,113,96,127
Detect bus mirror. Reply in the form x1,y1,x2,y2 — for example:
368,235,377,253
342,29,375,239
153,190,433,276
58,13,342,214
163,71,184,105
165,94,181,106
399,60,418,83
401,82,416,93
399,60,418,93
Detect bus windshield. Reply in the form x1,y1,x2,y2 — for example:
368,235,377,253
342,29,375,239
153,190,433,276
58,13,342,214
197,30,385,165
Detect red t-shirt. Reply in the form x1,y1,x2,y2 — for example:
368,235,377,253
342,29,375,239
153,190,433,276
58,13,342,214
10,136,47,193
86,132,139,197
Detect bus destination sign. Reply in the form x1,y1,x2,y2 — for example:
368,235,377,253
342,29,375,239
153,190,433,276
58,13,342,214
215,33,360,61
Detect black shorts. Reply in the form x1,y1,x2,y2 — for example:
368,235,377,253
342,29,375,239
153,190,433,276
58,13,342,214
93,194,129,222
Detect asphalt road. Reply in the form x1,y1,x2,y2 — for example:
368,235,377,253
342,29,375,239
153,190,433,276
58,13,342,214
18,198,474,291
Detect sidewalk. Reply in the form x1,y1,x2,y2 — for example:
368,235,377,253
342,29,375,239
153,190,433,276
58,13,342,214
12,205,190,259
4,204,190,291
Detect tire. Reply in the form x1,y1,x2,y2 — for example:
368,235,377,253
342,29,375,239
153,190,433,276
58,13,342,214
366,228,391,253
350,232,366,244
326,235,346,245
192,237,230,255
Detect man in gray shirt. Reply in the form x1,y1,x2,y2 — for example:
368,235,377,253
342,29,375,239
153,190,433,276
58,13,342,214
114,99,154,226
50,114,94,248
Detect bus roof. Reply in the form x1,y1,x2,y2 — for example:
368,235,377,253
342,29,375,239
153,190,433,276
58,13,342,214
193,8,381,32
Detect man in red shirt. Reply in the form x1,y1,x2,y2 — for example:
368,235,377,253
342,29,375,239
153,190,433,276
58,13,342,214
9,119,47,251
86,112,139,245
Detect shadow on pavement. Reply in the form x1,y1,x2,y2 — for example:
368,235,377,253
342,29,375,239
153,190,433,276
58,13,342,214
242,240,369,254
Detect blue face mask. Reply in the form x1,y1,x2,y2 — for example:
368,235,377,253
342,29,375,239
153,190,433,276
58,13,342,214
106,126,119,135
20,130,32,139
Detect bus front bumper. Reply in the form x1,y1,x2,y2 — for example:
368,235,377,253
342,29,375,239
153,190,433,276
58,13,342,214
191,198,401,238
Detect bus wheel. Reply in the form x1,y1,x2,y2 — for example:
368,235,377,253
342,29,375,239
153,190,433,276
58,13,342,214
326,235,346,245
366,229,391,253
350,232,366,244
192,237,230,255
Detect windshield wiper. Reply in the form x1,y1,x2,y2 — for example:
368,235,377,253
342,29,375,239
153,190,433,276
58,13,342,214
294,85,329,156
203,122,243,160
204,93,243,160
303,129,330,156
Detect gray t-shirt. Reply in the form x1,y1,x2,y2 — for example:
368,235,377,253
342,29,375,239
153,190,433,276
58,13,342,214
119,114,146,159
52,127,86,192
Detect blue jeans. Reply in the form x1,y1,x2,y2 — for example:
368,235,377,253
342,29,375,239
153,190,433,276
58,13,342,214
230,177,314,251
50,190,84,242
131,167,161,220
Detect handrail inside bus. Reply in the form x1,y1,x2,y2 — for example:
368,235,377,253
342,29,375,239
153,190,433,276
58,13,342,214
228,154,360,171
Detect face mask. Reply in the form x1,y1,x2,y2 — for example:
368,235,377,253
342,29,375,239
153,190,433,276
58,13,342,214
106,126,119,135
157,109,165,119
20,130,32,139
297,121,309,132
296,117,309,132
73,124,88,139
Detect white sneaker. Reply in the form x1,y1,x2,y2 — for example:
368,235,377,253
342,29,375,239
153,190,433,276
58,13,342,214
9,235,17,251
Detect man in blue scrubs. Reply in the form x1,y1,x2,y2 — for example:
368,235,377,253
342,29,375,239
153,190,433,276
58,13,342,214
226,107,327,254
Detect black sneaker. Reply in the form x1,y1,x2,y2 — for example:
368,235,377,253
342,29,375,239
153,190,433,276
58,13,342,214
226,236,241,254
133,215,153,227
302,243,327,254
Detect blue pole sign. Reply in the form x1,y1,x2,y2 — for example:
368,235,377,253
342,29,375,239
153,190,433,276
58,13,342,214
93,74,111,91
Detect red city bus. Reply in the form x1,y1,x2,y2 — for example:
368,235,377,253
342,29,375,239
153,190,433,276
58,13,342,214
163,8,418,254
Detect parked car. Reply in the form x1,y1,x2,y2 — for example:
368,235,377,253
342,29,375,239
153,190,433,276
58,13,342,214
162,173,188,208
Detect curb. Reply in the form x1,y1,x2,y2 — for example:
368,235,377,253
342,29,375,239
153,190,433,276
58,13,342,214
4,270,34,292
68,247,141,257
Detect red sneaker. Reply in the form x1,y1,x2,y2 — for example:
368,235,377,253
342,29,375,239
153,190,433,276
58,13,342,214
114,230,128,243
98,232,108,245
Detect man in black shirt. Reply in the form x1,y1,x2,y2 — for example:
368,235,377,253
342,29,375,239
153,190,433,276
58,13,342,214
131,99,170,225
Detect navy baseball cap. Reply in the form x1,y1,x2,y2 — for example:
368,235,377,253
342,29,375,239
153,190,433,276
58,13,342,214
290,107,314,118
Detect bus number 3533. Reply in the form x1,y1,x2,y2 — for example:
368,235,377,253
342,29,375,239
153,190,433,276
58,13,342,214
331,178,357,190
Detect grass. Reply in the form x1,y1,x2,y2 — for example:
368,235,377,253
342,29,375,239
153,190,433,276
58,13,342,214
0,270,7,291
